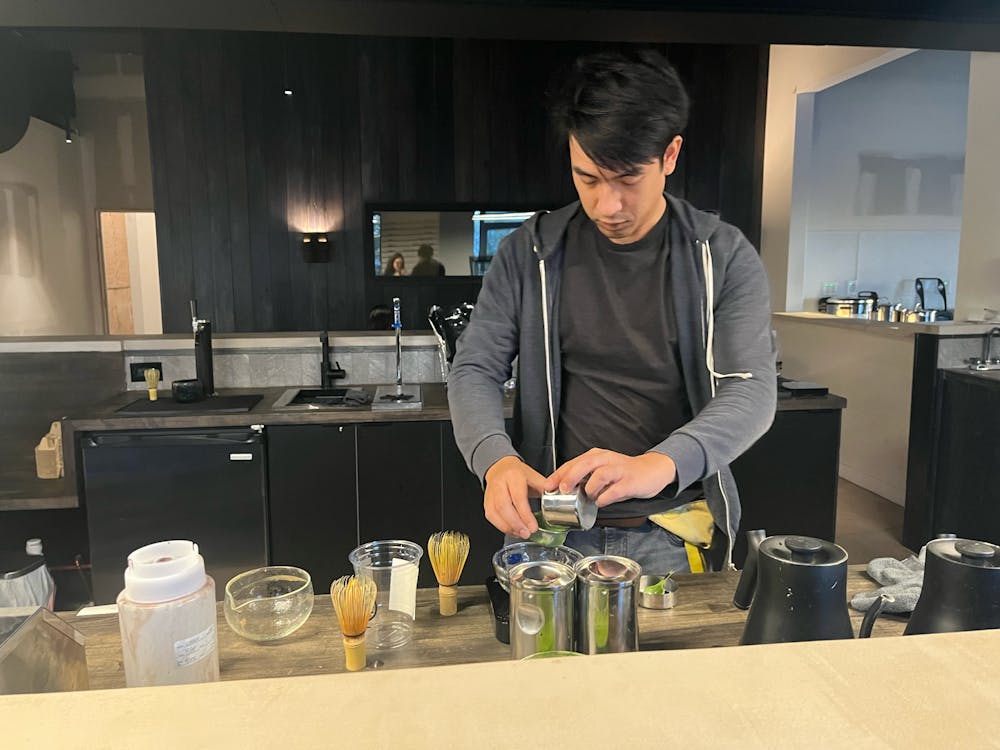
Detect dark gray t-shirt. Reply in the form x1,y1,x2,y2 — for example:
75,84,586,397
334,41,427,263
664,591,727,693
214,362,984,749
557,207,702,519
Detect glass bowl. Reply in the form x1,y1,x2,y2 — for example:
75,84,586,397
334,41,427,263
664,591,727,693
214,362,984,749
492,543,583,593
224,566,314,642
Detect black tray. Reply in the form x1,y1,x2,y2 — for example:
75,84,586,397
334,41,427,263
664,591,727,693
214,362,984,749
116,394,263,415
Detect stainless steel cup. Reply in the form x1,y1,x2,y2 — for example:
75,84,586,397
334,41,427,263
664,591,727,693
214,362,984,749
574,555,641,654
541,487,597,531
509,560,576,659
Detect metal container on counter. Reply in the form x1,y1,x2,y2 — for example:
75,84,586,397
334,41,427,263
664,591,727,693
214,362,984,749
0,608,88,695
574,555,641,655
541,487,598,531
509,560,576,659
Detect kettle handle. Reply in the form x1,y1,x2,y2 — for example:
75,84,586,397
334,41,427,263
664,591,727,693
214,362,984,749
733,529,767,610
858,594,892,638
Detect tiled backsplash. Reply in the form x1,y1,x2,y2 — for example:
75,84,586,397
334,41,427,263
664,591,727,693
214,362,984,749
125,345,444,390
937,336,989,368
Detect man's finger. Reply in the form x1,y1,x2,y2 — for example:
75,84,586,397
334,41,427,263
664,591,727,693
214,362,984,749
593,481,630,507
557,452,607,493
584,466,617,501
511,482,538,534
496,480,531,539
484,489,515,536
524,466,549,498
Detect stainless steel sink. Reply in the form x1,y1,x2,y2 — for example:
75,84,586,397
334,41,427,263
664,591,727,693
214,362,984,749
271,388,368,410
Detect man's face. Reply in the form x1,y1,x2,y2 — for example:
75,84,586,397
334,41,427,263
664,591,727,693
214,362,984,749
569,134,683,245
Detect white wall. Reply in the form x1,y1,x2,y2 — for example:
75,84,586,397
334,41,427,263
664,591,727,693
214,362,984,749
955,52,1000,322
76,98,153,211
762,45,907,312
773,316,915,505
799,50,969,311
124,211,162,334
0,119,104,335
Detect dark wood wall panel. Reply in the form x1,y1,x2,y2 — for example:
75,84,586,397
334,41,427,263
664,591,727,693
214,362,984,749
144,32,767,332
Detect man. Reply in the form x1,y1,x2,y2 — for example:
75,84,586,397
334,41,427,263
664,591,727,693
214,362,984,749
448,49,776,573
410,244,446,276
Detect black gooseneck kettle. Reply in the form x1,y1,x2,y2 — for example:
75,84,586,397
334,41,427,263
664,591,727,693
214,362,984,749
905,538,1000,635
733,531,888,645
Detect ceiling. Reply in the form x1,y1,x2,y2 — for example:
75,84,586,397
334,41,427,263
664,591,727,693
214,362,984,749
2,0,1000,51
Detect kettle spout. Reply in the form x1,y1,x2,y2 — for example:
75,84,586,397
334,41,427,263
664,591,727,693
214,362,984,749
859,594,892,638
733,529,767,610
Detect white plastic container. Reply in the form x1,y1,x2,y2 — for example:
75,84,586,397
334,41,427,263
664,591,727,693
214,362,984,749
117,540,220,688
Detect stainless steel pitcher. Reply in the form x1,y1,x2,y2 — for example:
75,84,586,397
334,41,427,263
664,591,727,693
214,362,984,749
574,555,641,654
509,560,576,659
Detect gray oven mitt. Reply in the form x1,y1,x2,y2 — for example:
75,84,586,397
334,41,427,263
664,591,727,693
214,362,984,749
850,555,925,614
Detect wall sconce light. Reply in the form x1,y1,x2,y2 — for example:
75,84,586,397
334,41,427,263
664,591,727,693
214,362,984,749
302,232,330,263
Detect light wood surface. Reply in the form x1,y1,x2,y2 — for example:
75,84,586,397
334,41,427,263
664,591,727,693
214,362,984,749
5,594,1000,748
64,567,905,691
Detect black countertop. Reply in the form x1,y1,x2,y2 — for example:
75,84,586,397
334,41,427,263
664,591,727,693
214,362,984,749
65,383,472,432
68,380,844,432
942,367,1000,387
3,381,845,511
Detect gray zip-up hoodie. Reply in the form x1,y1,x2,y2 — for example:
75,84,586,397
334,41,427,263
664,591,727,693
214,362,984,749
448,193,776,566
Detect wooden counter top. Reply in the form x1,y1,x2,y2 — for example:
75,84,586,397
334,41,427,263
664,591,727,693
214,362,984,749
65,567,904,691
5,569,1000,748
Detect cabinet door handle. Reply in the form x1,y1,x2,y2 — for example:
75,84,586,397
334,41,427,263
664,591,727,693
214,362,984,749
229,453,254,461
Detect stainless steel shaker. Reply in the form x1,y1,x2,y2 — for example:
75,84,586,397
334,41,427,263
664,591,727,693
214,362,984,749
574,555,641,654
508,560,576,659
541,486,598,530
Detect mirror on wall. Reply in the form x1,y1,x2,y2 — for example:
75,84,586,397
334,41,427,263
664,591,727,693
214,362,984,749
370,207,546,278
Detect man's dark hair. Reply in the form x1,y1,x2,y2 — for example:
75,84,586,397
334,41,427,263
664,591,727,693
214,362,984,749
417,244,434,260
548,49,690,173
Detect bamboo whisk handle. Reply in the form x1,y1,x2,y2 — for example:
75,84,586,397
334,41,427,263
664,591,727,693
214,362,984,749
438,584,458,616
343,634,367,671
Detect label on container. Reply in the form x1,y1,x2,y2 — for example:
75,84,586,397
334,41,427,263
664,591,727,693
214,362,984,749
388,557,418,619
174,623,217,668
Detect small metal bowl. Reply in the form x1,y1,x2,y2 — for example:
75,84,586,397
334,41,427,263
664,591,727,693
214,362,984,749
638,574,678,609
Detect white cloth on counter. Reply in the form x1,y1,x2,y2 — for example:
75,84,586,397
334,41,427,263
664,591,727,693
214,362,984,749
850,554,924,614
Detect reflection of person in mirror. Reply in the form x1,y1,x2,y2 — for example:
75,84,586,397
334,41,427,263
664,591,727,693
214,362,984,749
383,252,407,276
410,244,446,277
448,49,776,576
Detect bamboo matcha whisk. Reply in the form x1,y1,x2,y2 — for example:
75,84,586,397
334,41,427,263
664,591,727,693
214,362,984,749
330,575,377,671
428,531,470,616
143,368,160,401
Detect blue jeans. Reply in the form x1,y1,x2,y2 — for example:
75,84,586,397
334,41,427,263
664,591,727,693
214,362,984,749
506,522,691,575
564,522,692,575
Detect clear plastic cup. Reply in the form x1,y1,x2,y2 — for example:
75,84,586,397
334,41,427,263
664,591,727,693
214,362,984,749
348,540,423,649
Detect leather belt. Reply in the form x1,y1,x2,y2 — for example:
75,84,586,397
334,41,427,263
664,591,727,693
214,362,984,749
595,516,649,529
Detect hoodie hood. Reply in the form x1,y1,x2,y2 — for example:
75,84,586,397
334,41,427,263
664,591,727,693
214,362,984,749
525,193,724,261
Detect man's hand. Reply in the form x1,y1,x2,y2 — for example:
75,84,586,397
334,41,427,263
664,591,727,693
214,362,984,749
484,456,547,539
546,449,678,508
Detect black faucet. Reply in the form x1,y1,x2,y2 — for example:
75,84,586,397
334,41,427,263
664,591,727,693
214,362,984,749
190,300,215,396
320,331,346,389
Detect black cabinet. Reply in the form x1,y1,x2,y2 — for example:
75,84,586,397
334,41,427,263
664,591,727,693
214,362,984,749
82,428,269,604
442,422,504,585
356,422,443,587
267,424,359,593
932,375,1000,542
731,408,842,567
